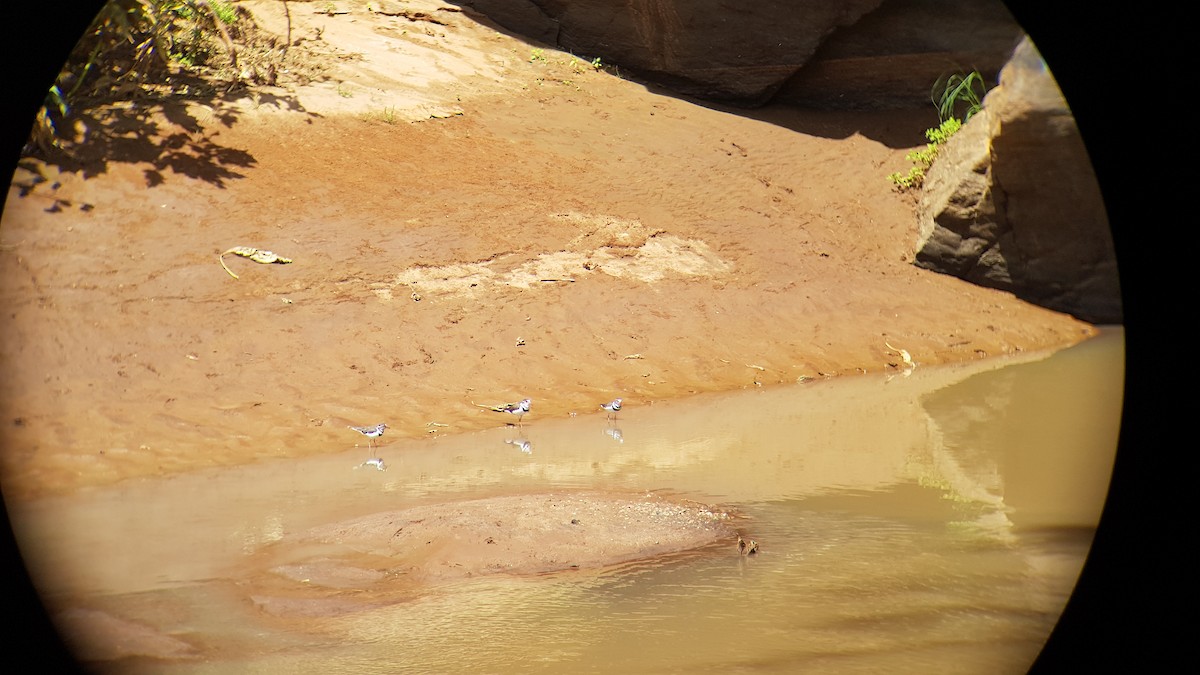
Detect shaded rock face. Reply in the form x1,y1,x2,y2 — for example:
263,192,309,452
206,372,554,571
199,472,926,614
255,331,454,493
914,37,1121,324
776,0,1023,109
454,0,1022,107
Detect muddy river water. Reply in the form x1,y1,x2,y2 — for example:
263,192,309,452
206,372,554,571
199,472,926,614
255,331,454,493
8,327,1123,673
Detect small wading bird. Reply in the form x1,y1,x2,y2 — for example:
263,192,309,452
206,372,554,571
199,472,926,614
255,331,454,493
348,423,388,451
600,397,622,421
475,398,532,426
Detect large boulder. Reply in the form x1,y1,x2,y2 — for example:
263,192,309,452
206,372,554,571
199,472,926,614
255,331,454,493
454,0,1022,107
913,37,1121,323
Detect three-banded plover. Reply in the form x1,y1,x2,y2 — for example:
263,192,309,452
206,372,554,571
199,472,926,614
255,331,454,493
348,423,388,451
600,398,622,420
477,398,531,426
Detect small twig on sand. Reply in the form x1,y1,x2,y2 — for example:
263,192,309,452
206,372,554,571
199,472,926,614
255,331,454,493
281,0,292,58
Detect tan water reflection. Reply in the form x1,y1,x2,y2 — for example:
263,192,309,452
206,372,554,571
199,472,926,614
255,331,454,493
9,328,1123,673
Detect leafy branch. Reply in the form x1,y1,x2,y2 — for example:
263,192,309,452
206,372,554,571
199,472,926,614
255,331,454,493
29,0,241,155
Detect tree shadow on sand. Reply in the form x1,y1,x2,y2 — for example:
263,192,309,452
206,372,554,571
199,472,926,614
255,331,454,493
50,87,309,185
14,1,328,210
15,82,316,214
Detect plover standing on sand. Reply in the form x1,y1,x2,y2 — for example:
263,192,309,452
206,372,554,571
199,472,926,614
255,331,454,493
348,423,388,451
600,398,622,421
476,398,531,426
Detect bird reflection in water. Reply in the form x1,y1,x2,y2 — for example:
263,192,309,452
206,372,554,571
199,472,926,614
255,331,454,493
505,438,532,454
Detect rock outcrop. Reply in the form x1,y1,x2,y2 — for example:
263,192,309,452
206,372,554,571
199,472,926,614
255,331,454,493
913,37,1121,324
448,0,1119,323
453,0,1023,107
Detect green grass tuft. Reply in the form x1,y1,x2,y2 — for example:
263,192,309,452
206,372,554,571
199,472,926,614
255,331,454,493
888,72,984,191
